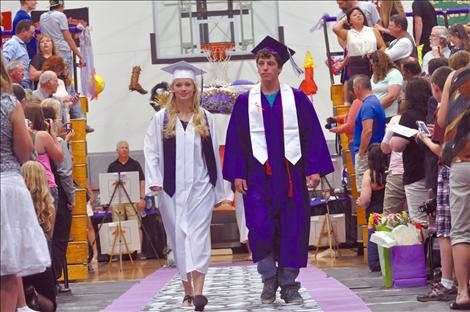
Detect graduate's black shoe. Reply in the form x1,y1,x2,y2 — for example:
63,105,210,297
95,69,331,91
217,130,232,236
193,295,208,311
280,283,304,304
260,277,278,304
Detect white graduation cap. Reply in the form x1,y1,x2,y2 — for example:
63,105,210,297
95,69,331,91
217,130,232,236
161,61,206,81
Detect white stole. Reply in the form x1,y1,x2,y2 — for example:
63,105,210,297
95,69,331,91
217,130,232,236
248,83,301,165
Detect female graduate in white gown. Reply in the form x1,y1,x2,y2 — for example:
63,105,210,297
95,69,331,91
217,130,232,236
144,61,225,311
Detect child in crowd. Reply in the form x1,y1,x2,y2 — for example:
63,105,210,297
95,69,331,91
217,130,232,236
357,143,388,218
21,161,57,312
357,143,388,272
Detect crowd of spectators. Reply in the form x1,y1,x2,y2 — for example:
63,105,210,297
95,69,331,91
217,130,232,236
2,0,92,131
0,1,93,311
332,0,470,309
1,0,469,311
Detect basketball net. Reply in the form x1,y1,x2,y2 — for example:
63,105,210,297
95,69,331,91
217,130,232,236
202,43,234,87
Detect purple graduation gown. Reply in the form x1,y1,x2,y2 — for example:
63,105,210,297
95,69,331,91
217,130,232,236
223,88,334,268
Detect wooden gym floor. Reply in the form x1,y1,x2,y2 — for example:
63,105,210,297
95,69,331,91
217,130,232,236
85,248,365,283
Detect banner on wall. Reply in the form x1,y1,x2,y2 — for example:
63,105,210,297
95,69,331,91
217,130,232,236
31,7,89,46
1,11,13,46
431,0,470,26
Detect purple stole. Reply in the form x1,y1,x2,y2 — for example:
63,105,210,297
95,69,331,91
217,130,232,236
162,112,217,197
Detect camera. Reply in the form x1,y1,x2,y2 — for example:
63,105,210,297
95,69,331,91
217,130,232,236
65,122,72,134
44,118,51,129
418,198,437,215
324,117,337,130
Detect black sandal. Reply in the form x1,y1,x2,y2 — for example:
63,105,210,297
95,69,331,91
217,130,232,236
182,295,193,305
193,295,208,311
450,301,470,310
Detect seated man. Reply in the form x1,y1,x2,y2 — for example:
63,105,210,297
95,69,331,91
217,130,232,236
107,141,145,244
33,71,69,123
385,14,417,65
422,26,451,75
6,61,25,86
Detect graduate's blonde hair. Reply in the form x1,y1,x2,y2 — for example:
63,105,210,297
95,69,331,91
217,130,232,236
21,161,55,238
163,80,209,139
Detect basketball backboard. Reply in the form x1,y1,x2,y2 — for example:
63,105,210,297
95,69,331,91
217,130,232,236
150,0,281,64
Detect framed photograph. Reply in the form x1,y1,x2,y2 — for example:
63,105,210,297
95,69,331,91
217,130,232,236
99,220,140,254
99,172,140,205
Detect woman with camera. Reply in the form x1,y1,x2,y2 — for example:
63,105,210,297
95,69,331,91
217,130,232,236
1,56,50,311
390,78,432,227
144,61,225,311
24,99,64,213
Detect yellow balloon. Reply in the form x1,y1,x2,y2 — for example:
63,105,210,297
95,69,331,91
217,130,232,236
94,74,105,95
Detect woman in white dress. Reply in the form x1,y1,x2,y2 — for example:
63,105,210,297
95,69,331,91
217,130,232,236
1,56,50,311
144,61,225,311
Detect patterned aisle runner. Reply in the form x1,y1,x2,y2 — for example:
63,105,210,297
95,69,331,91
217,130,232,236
141,265,323,312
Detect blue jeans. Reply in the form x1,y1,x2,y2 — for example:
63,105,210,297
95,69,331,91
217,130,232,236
348,141,356,167
67,85,85,119
257,255,299,287
50,187,59,211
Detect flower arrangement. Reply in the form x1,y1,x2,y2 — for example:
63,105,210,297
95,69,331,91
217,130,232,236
201,88,238,114
368,211,410,231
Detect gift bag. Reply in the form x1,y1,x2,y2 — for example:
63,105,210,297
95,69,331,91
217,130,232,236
378,246,392,288
391,244,426,288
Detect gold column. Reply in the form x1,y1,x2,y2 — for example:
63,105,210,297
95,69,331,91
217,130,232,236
61,96,90,281
330,84,366,256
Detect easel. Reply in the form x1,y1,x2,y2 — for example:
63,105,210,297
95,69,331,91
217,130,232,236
314,176,341,259
104,172,137,271
99,172,163,271
108,218,135,271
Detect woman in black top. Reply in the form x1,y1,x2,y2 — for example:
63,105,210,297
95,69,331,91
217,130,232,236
390,78,432,227
29,35,56,89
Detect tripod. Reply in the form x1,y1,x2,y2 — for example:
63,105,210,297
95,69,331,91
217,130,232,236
314,176,341,259
98,172,163,271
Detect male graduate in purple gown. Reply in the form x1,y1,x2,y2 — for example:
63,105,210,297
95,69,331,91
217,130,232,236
223,36,334,305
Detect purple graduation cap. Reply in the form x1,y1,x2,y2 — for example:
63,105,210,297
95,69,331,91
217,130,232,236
251,35,303,75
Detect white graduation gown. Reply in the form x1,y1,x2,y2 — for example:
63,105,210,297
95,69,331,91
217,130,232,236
144,108,225,280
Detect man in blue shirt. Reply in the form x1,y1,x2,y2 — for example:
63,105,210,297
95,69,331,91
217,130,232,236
2,19,35,89
12,0,38,59
352,75,386,191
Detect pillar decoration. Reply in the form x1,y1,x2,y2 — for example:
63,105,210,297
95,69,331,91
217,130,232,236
62,95,90,281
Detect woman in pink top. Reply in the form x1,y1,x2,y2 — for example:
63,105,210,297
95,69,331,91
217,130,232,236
24,100,64,209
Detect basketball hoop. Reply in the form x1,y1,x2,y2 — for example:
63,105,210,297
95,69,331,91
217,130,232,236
201,42,235,86
201,42,235,61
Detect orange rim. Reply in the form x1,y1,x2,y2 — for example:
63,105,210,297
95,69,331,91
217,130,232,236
201,42,235,61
